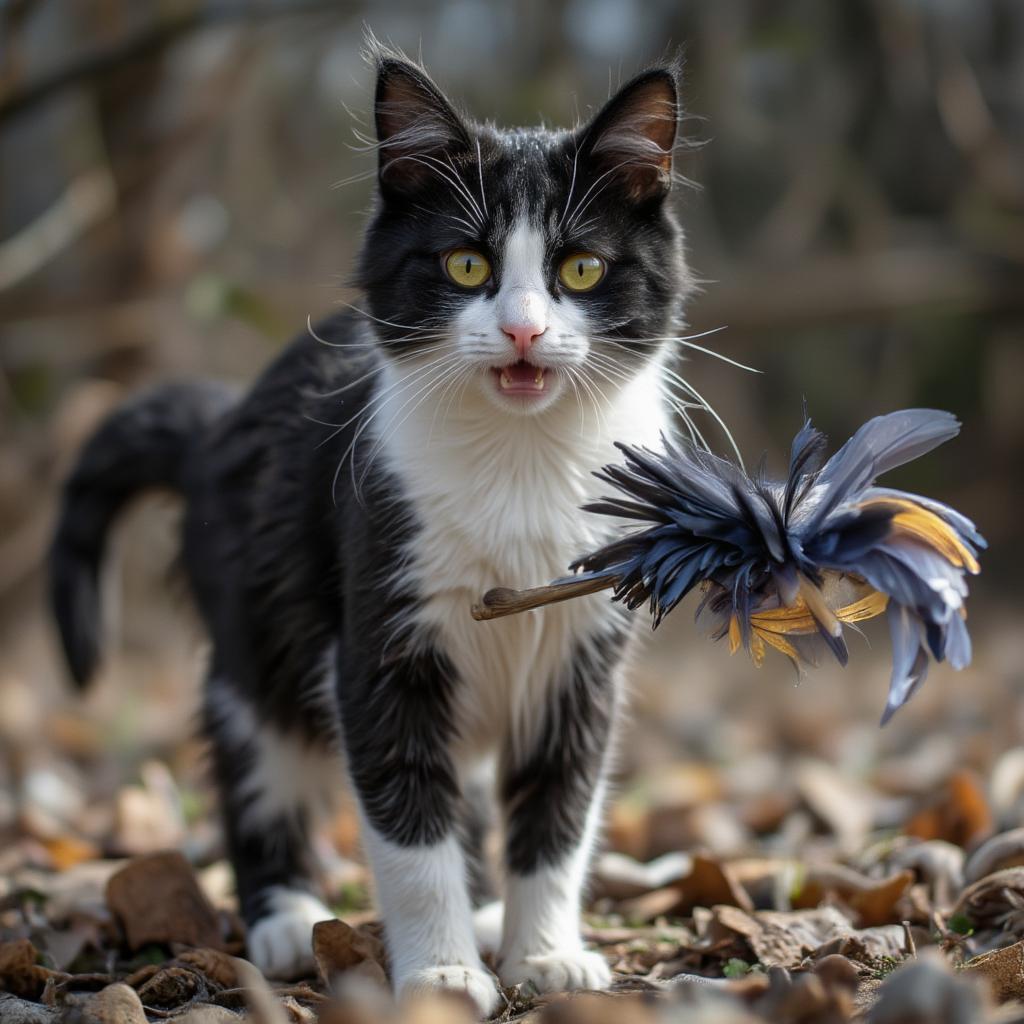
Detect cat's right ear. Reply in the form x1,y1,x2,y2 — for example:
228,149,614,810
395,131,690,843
373,56,471,196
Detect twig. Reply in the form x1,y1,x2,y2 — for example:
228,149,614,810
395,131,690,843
471,576,615,621
0,0,348,122
0,167,116,291
902,920,917,959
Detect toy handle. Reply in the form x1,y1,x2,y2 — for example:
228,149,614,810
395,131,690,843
471,575,616,620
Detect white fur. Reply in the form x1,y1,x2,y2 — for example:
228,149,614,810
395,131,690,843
498,777,611,992
359,822,500,1016
207,678,343,833
247,888,334,979
355,213,665,1001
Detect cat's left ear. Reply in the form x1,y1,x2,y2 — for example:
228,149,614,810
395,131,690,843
373,54,471,196
578,67,679,204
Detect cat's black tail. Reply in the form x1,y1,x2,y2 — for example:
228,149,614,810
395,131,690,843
50,380,236,686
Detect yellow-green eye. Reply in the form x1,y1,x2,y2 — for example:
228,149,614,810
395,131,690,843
444,249,491,288
558,253,605,292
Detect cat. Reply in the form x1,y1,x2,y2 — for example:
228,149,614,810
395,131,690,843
50,42,691,1017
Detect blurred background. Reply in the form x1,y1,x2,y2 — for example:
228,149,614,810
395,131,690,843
1,0,1023,888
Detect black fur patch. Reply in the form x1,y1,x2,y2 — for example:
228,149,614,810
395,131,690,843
501,628,625,875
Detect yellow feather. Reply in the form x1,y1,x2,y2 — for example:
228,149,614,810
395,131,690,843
749,630,766,668
861,497,980,573
752,624,801,661
835,589,889,623
728,615,741,655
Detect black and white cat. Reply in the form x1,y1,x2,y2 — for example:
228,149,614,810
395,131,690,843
50,44,691,1016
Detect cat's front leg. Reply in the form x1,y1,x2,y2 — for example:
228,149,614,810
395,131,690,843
340,647,500,1018
496,636,620,994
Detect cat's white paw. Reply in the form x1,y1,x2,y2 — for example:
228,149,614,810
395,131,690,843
500,949,611,993
247,890,334,979
398,964,501,1018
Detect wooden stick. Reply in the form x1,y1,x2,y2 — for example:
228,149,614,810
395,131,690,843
471,575,616,621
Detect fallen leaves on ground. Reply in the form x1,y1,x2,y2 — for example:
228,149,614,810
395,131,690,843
7,639,1024,1021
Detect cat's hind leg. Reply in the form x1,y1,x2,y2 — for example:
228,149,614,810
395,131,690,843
204,675,338,978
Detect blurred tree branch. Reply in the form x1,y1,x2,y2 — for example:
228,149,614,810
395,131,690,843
0,0,345,123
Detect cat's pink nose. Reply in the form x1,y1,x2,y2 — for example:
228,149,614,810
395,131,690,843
501,323,545,359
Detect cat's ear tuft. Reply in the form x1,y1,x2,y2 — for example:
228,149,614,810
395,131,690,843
371,51,470,195
580,67,679,204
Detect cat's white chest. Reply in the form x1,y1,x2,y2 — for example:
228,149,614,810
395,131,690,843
371,362,668,755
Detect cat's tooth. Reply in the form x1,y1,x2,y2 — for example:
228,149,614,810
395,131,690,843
533,368,544,389
500,370,512,389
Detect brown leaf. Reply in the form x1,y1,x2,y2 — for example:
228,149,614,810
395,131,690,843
847,871,916,928
953,866,1024,932
40,835,100,871
169,1008,242,1024
311,919,389,989
673,855,755,915
616,886,683,924
105,851,223,951
795,759,875,854
232,956,289,1024
905,770,994,850
591,851,692,901
80,983,149,1024
176,947,240,989
965,827,1024,884
965,938,1024,1003
0,939,52,1001
536,992,660,1024
135,965,205,1009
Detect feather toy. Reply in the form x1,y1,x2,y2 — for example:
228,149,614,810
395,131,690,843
471,409,984,723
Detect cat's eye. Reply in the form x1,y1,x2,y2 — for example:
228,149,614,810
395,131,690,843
444,249,491,288
558,253,605,292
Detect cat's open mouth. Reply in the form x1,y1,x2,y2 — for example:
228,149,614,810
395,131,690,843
492,361,549,397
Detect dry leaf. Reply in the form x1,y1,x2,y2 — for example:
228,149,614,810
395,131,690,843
905,770,994,850
80,982,149,1024
176,947,240,989
965,938,1024,1003
847,871,916,928
40,835,100,871
592,851,692,901
795,760,875,854
965,828,1024,884
312,919,389,989
617,886,683,924
674,855,754,915
0,939,53,1001
105,852,222,951
169,1007,243,1024
953,867,1024,932
135,965,205,1008
232,956,289,1024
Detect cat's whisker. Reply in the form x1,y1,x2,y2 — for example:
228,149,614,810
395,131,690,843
333,351,465,504
558,142,583,230
385,153,485,229
356,360,468,496
474,139,489,218
338,304,449,335
308,341,449,401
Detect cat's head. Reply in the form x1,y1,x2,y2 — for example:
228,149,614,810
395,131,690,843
356,46,691,418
